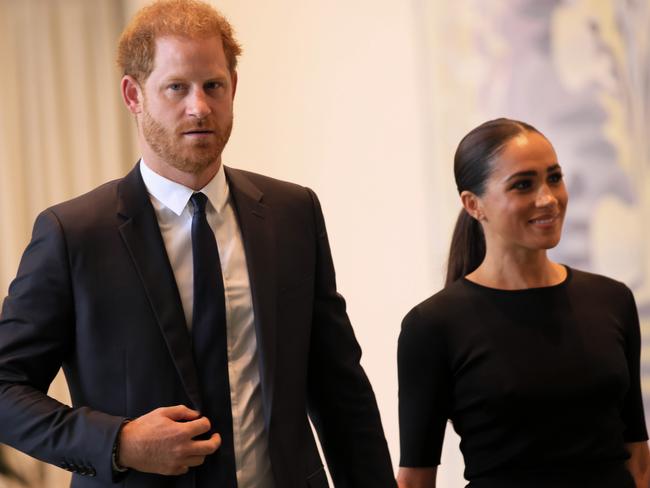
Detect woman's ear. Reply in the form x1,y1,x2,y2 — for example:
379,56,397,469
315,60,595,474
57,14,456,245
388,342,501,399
460,190,485,221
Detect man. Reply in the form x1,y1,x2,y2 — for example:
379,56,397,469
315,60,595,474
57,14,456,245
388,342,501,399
0,1,395,487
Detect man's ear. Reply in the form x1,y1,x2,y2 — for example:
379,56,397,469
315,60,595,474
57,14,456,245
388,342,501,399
460,190,485,221
121,75,143,115
230,70,238,100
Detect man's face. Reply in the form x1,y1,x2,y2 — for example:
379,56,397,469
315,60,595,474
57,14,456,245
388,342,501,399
138,35,236,174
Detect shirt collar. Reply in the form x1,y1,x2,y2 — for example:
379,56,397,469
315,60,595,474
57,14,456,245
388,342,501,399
139,159,229,216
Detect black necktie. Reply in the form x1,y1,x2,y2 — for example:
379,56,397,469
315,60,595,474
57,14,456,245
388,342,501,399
190,192,237,487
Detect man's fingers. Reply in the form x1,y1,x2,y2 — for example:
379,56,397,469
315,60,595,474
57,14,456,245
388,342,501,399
160,404,201,421
176,434,221,471
185,455,209,468
184,416,212,437
209,432,222,449
167,464,190,476
188,432,222,456
119,406,220,476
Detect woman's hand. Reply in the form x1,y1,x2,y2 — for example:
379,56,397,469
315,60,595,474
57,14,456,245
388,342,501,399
625,441,650,488
396,467,437,488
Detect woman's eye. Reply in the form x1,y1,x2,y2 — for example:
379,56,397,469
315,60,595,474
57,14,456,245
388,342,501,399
168,83,184,91
512,180,531,191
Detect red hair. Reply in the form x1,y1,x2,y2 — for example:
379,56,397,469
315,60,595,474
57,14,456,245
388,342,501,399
117,0,242,82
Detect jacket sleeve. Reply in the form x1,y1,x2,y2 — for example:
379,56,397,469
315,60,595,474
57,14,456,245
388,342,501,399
0,209,125,483
304,188,396,487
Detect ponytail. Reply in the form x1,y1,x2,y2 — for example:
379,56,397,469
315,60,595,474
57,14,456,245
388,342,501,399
446,118,543,286
445,209,485,286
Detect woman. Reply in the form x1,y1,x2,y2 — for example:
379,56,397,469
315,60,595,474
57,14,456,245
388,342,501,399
0,448,25,487
397,118,650,488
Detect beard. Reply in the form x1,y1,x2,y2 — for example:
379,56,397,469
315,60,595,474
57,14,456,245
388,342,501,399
141,104,233,175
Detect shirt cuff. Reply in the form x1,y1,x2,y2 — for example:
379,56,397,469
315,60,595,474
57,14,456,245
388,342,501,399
111,419,131,474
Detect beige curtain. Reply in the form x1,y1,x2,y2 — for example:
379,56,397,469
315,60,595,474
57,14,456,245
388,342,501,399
0,0,137,485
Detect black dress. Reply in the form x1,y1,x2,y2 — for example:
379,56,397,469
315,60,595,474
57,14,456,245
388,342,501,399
398,267,648,488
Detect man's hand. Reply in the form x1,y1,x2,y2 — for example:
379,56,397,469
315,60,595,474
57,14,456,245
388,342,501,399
118,405,221,475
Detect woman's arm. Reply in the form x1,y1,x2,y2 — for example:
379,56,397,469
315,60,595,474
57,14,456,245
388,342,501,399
397,467,437,488
625,441,650,488
397,307,450,485
0,447,26,485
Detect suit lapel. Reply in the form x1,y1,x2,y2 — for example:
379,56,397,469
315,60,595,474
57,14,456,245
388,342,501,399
225,167,277,427
116,164,202,410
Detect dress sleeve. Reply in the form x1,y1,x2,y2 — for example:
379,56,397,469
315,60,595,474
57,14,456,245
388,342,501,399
398,304,451,467
620,286,649,442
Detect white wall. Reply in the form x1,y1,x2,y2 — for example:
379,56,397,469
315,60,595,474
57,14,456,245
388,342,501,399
2,0,467,484
206,1,465,484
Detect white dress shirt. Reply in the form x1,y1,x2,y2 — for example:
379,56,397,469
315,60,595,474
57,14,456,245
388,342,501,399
140,160,274,488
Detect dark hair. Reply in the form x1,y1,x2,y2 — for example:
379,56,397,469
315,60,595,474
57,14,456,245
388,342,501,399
445,118,542,286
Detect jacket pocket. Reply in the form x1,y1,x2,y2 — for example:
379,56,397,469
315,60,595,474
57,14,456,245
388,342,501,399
306,466,329,488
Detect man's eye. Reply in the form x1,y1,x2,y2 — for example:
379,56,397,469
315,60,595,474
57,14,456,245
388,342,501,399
205,81,223,90
168,83,184,91
548,172,564,184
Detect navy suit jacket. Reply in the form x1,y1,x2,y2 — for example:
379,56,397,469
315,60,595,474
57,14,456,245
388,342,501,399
0,164,395,487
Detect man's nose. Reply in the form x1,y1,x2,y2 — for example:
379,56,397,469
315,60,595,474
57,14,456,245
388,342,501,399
187,89,211,119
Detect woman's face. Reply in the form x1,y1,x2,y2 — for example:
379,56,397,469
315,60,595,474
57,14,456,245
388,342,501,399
473,131,568,255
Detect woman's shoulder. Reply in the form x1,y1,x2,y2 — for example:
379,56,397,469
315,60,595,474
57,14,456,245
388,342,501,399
401,279,474,333
567,266,633,299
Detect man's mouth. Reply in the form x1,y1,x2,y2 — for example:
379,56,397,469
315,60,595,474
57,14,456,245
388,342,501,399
182,129,214,136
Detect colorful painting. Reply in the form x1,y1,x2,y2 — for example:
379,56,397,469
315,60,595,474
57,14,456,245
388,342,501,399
419,0,650,414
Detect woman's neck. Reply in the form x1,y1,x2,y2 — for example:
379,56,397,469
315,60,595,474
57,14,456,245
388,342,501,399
466,248,566,290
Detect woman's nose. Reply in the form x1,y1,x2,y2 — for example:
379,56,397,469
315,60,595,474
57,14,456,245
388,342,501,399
536,185,558,208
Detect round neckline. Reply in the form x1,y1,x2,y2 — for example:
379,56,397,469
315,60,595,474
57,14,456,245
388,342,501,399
461,265,572,293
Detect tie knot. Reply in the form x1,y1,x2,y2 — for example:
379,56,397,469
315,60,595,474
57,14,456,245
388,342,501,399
190,192,209,215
